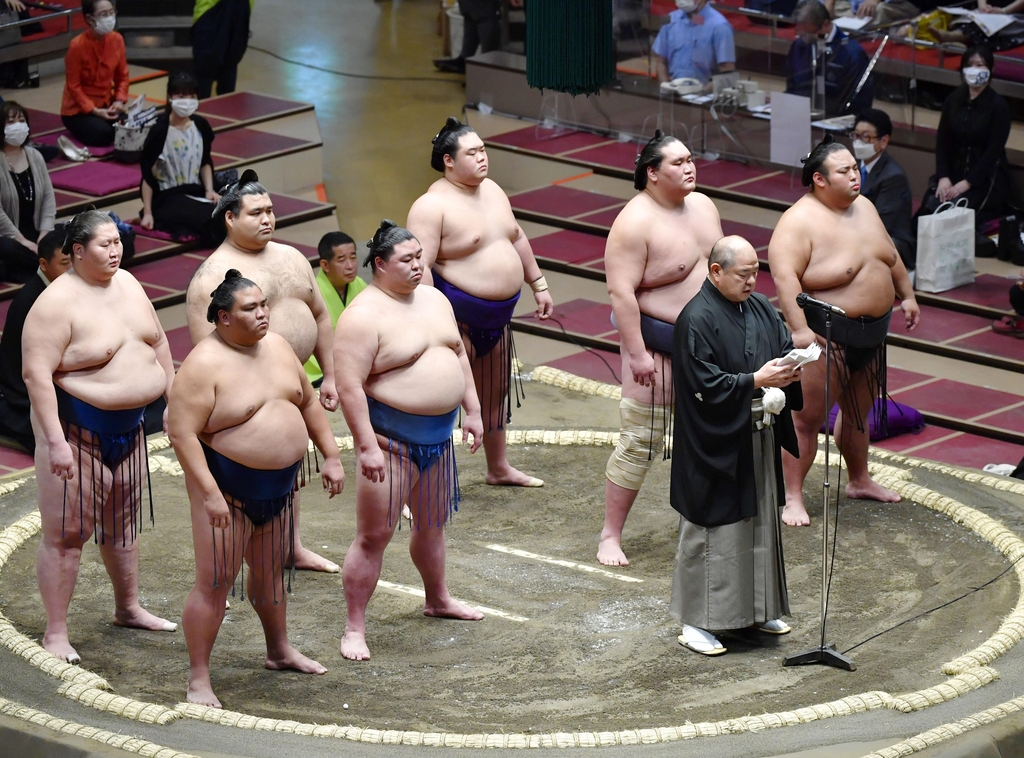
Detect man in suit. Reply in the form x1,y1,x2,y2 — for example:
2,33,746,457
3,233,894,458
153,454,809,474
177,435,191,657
0,229,70,453
853,109,916,275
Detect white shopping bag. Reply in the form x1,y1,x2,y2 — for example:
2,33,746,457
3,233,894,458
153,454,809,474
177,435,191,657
916,198,975,293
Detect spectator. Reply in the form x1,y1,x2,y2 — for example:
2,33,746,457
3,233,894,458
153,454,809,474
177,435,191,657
0,229,70,453
786,0,874,116
60,0,128,147
928,45,1012,228
0,102,56,283
433,0,507,74
823,0,931,29
991,268,1024,336
853,109,916,274
652,0,737,87
304,231,368,385
192,0,252,99
139,72,219,241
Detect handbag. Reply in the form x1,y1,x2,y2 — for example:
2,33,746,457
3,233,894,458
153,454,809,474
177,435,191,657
113,124,150,164
998,214,1024,266
916,198,976,293
0,8,20,48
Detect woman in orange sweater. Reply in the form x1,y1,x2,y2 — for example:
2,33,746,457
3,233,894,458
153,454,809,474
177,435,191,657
60,0,129,147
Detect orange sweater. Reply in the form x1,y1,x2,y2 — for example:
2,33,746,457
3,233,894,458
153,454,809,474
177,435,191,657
60,31,129,117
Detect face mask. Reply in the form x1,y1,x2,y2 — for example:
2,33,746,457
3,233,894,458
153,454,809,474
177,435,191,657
676,0,697,10
170,98,199,118
4,122,29,147
963,66,990,87
851,139,877,162
92,14,115,35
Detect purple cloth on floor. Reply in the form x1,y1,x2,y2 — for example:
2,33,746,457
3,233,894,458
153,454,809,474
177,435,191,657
50,161,141,195
36,130,115,157
823,399,925,442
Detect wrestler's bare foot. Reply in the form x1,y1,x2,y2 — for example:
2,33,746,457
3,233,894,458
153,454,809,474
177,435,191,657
42,633,80,664
112,606,177,632
290,545,340,573
485,464,543,488
423,597,484,620
186,678,221,708
265,646,327,674
597,535,630,567
845,479,901,503
340,629,371,661
782,500,811,527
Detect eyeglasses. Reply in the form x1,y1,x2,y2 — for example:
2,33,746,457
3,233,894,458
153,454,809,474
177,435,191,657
850,131,879,143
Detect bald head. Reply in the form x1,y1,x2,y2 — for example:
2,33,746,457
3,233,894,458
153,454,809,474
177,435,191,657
709,235,757,272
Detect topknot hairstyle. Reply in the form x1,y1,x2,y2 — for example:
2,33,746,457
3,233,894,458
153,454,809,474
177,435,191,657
800,134,848,187
363,220,417,272
634,130,681,191
431,117,476,172
62,209,118,258
213,169,269,229
206,269,260,323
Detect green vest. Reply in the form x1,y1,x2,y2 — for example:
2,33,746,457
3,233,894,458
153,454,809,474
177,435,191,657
304,270,367,384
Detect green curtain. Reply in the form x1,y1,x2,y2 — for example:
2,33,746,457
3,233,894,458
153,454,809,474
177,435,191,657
526,0,615,97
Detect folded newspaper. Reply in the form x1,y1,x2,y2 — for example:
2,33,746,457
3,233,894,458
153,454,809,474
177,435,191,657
777,342,822,368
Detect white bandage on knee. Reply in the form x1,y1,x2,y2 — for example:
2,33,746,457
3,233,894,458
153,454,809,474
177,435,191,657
605,398,669,490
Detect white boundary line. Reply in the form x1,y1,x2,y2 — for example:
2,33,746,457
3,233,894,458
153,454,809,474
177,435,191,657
483,544,644,584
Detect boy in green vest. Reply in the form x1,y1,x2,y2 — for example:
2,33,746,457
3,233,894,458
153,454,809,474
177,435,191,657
304,231,368,384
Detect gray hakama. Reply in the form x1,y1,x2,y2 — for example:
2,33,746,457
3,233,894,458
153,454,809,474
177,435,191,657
669,399,789,631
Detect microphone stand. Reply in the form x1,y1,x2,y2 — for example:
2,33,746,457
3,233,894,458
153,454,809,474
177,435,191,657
783,308,856,671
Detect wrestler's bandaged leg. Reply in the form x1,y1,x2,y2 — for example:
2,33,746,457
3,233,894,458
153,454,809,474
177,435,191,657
605,398,670,490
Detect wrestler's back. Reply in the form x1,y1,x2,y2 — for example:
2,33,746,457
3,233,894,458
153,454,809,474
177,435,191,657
40,270,167,409
611,192,715,324
197,333,310,470
356,286,466,416
786,195,896,319
187,242,319,361
428,179,525,301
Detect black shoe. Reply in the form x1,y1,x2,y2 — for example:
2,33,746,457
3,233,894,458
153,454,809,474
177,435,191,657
433,57,466,74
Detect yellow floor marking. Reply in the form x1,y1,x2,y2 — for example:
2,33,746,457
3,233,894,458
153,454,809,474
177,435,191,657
483,543,643,583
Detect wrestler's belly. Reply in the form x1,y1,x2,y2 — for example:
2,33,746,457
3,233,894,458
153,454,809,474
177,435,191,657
434,242,524,301
56,342,166,410
806,263,896,320
203,400,309,469
269,298,318,363
636,275,705,324
366,348,465,416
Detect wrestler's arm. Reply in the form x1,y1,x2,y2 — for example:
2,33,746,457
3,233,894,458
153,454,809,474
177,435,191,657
167,352,231,528
887,238,920,331
21,296,73,478
604,214,655,385
406,194,442,287
511,220,554,319
148,300,176,431
292,348,344,496
767,214,814,348
184,263,216,346
334,306,386,482
449,305,483,453
304,261,340,411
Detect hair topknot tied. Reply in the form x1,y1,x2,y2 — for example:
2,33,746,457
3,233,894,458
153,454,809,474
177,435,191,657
633,130,681,191
206,269,259,323
800,133,846,187
363,220,417,272
430,117,475,172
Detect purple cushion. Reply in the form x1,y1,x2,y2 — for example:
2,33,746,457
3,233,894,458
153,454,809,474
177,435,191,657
35,130,115,157
129,223,198,243
50,161,141,196
824,399,926,442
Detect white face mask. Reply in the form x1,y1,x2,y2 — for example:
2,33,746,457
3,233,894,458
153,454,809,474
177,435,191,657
170,98,199,118
92,14,116,35
676,0,697,11
4,122,29,147
963,66,990,87
851,138,877,162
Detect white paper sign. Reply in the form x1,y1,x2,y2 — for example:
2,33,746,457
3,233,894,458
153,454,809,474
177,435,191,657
770,92,811,168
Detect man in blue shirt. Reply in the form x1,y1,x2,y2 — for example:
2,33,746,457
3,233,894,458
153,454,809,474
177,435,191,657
652,0,736,86
785,0,874,116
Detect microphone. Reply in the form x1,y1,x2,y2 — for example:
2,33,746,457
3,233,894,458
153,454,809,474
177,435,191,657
796,292,847,317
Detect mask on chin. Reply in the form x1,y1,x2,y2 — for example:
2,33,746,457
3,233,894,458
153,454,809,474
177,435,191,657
851,139,877,162
963,66,990,87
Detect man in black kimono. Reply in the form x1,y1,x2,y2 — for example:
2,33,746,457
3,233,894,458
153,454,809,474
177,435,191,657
670,236,803,656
